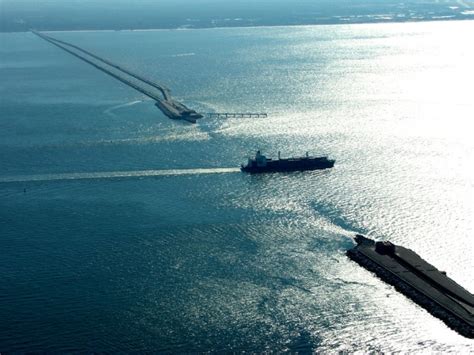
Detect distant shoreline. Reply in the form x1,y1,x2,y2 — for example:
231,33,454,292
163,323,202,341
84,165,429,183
2,17,474,34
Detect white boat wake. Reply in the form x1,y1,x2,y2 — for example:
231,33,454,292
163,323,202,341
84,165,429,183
0,168,241,183
103,100,144,116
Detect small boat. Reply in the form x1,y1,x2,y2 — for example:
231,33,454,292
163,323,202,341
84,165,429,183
241,150,335,173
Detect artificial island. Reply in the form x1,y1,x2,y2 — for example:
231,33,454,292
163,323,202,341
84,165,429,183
347,234,474,338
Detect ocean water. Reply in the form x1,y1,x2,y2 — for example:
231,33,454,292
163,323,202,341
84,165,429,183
1,21,473,352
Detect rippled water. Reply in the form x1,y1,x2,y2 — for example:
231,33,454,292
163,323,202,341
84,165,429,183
1,21,473,352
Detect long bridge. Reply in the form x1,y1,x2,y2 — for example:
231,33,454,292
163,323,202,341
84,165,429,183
32,30,268,124
207,112,267,118
31,30,203,123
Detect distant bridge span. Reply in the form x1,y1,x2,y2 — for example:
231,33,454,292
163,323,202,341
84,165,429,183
32,30,268,124
31,30,202,123
34,32,171,101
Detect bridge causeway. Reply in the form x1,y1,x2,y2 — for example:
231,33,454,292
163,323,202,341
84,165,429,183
31,30,202,123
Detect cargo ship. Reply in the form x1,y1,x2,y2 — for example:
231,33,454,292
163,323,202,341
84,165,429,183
347,234,474,338
241,151,335,173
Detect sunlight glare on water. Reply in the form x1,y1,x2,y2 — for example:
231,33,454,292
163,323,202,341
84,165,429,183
0,21,473,352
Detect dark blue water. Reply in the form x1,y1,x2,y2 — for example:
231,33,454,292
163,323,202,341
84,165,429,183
1,21,473,351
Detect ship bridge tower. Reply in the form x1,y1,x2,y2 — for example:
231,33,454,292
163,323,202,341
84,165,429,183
256,150,267,167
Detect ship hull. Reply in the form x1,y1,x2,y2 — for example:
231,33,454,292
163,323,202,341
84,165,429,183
241,158,334,173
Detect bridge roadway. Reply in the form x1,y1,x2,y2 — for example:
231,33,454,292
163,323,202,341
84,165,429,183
32,31,171,101
31,30,202,123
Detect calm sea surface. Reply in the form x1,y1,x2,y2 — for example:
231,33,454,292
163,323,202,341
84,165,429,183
1,21,473,352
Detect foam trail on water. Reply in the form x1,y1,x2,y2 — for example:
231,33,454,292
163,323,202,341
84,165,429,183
0,168,241,183
104,100,143,116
